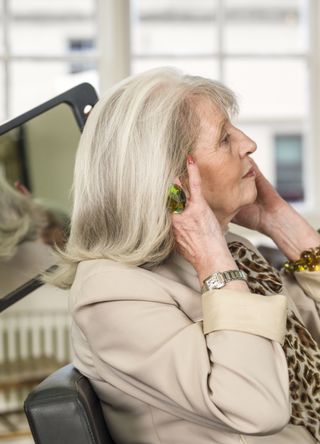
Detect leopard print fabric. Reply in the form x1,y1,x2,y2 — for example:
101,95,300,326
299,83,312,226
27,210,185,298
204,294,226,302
228,241,320,443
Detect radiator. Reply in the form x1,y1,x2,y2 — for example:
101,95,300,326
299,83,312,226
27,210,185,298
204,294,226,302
0,310,71,414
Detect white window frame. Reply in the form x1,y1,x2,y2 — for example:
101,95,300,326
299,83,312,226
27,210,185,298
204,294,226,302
0,0,99,119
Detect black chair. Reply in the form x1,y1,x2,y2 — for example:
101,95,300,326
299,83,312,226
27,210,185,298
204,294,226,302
24,364,116,444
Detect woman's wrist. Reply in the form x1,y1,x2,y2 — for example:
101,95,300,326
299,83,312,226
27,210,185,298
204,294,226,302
195,252,238,287
262,203,320,261
197,263,250,293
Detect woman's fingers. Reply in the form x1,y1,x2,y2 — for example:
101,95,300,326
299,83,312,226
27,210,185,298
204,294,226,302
171,156,203,219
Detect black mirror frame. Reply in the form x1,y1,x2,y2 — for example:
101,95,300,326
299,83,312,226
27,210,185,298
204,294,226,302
0,82,98,135
0,82,99,312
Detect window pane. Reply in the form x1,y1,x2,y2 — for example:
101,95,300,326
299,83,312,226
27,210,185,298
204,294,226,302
137,0,216,15
133,22,218,56
9,61,98,118
10,21,96,57
10,0,95,14
133,0,218,55
132,57,218,79
275,134,304,201
225,58,308,119
224,0,309,54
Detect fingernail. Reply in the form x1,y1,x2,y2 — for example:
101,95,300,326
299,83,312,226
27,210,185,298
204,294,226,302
187,155,194,165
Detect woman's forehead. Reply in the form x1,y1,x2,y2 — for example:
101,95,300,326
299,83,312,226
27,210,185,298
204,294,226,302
196,98,227,122
197,101,228,134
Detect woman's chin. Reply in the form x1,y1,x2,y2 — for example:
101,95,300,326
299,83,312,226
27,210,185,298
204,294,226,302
243,182,258,205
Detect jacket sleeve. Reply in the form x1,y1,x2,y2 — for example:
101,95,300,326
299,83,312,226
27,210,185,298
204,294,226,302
73,269,290,436
282,269,320,344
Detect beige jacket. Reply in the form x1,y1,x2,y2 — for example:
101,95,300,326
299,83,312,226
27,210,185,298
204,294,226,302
70,233,320,444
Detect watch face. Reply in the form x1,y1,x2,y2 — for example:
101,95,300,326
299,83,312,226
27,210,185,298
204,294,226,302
206,273,225,289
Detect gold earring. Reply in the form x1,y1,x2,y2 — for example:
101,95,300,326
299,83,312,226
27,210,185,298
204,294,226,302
167,184,186,213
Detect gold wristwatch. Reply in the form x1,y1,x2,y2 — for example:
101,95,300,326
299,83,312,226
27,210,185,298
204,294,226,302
201,269,247,293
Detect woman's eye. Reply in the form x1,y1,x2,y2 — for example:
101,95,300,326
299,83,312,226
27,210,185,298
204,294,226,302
220,134,230,145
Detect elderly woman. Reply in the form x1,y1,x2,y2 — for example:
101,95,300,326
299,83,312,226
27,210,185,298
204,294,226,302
53,68,320,443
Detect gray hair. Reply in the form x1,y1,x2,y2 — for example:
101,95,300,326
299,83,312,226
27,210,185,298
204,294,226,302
0,174,46,261
49,67,238,288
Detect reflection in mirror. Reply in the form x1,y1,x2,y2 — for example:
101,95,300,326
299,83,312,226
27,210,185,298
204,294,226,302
0,102,80,215
0,103,81,299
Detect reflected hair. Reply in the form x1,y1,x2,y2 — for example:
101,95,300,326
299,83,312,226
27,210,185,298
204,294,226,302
49,67,238,288
0,174,46,261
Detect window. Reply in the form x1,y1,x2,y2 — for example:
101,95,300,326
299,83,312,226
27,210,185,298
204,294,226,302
69,38,96,73
132,0,219,77
275,134,304,202
0,0,98,120
131,0,311,205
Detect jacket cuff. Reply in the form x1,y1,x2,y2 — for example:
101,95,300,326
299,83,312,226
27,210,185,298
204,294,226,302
294,271,320,302
202,290,288,345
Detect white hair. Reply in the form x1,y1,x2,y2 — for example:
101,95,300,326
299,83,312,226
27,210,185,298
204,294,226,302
48,67,238,288
0,174,46,261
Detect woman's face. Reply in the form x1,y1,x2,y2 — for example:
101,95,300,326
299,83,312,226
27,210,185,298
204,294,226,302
193,100,257,224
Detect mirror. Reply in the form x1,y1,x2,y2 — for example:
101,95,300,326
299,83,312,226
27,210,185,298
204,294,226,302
0,83,98,305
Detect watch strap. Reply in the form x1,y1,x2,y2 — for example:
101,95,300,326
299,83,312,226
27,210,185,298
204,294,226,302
201,269,247,293
222,269,247,283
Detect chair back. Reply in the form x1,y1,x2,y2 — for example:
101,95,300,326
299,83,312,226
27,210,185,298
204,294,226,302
24,364,116,444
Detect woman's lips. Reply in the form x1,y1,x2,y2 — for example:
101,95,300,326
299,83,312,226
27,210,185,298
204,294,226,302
242,167,256,179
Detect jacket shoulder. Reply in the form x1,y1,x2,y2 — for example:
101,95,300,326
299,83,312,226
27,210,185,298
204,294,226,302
71,259,176,310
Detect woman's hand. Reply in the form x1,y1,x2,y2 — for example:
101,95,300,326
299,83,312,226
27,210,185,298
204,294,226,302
233,160,320,261
232,160,285,234
172,157,245,287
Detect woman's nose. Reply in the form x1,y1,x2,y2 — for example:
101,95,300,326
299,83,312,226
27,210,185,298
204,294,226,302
239,132,257,157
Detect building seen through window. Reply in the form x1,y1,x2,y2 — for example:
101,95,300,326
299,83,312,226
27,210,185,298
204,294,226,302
69,38,96,74
275,134,304,202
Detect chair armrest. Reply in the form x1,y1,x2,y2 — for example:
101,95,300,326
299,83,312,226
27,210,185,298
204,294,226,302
24,364,115,444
